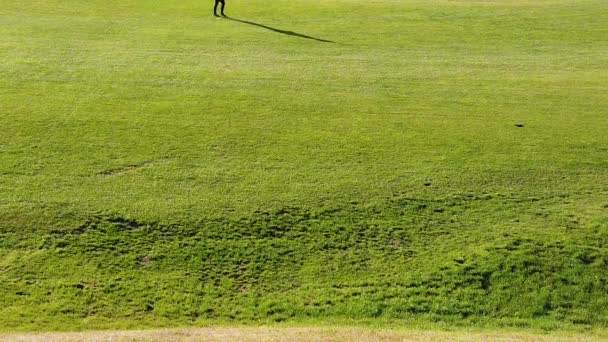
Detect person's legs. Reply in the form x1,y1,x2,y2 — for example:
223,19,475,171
220,0,226,16
214,0,220,16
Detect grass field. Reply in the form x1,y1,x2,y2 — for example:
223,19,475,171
1,0,607,333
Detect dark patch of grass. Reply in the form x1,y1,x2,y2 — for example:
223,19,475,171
1,193,607,330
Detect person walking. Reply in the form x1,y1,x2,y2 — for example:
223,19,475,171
214,0,226,17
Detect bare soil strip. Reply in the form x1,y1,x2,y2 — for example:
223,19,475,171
0,328,602,342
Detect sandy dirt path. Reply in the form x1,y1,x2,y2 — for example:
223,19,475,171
0,328,603,342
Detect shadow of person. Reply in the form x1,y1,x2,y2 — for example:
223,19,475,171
223,16,334,43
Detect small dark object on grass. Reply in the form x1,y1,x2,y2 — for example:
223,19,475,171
515,123,524,127
454,257,466,264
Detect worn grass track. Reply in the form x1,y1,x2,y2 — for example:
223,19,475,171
1,327,606,342
1,0,607,333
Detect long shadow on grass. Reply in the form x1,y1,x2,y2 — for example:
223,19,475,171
223,16,334,43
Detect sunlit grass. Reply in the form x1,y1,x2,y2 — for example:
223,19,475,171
0,0,607,332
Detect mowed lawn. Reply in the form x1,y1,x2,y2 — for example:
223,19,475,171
1,0,607,332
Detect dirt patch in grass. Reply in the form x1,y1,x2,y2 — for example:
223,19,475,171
0,328,602,342
97,157,173,176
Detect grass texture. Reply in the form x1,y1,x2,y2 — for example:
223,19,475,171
1,0,607,332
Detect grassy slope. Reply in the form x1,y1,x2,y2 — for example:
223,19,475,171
1,0,607,332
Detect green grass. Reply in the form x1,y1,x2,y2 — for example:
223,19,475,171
1,0,607,332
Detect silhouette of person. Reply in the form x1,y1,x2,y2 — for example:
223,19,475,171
214,0,226,17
